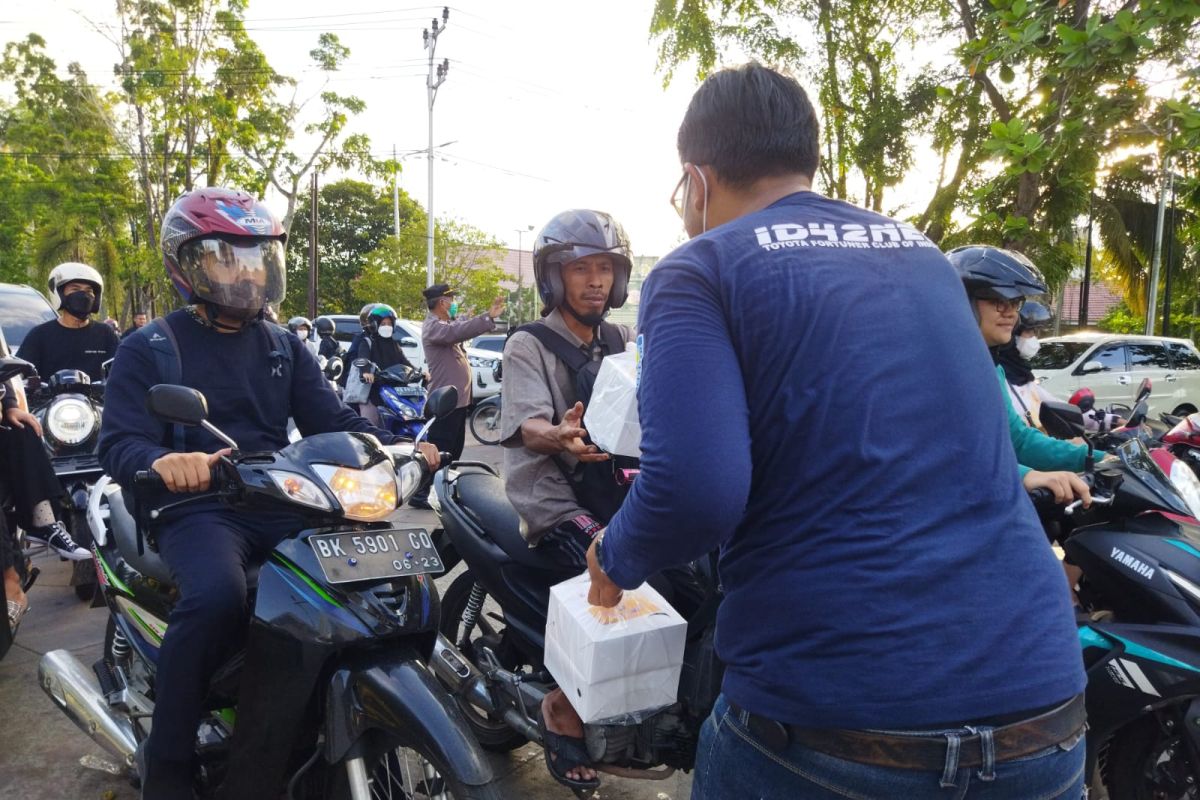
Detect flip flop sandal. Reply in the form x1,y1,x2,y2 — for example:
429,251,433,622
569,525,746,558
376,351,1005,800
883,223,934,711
538,716,600,791
7,599,28,636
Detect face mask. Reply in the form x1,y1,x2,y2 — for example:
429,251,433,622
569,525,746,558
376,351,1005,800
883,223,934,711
62,291,94,320
448,302,459,319
377,325,394,339
297,328,310,340
1016,335,1040,360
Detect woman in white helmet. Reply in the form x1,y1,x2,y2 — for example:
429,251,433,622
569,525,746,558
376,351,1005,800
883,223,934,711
18,262,119,382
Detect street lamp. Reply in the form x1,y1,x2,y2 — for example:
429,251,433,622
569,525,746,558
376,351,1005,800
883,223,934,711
515,225,534,323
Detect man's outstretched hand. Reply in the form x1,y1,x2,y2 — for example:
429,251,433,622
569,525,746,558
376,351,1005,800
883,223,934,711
555,402,609,463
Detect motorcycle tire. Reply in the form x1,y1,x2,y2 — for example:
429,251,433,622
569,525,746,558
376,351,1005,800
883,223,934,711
438,571,529,753
468,403,502,447
326,736,504,800
1103,713,1199,799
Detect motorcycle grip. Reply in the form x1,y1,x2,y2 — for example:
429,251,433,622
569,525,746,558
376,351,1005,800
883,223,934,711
1028,487,1055,505
133,470,166,488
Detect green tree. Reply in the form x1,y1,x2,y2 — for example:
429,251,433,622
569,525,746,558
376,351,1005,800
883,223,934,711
284,178,421,317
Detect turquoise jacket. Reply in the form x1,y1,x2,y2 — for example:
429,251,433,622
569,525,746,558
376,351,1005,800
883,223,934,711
998,366,1090,477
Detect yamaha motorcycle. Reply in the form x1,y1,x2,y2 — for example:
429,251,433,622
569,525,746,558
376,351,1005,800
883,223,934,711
1038,400,1200,798
27,367,105,600
426,460,719,784
39,383,501,799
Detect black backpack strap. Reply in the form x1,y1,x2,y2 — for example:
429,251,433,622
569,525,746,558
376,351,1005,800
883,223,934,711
515,322,591,373
261,322,294,381
140,318,185,452
596,321,626,357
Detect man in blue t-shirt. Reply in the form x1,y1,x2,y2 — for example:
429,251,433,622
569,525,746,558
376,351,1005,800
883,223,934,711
585,64,1086,799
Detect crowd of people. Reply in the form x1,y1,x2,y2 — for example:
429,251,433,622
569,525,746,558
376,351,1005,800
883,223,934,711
0,62,1102,799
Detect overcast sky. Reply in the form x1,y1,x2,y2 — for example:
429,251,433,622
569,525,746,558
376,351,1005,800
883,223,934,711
2,0,942,257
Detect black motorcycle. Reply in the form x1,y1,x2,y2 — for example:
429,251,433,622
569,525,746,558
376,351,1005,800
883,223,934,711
39,383,502,799
426,461,720,783
1039,400,1200,798
27,367,105,599
0,355,40,660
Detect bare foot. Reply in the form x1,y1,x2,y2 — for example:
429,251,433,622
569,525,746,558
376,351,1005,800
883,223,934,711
542,689,596,783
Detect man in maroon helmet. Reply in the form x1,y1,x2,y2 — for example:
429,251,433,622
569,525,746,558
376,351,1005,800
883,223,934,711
99,187,439,799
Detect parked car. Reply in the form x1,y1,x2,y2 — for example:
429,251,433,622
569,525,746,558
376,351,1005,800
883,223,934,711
467,347,501,401
470,334,506,355
0,283,56,354
1030,333,1200,417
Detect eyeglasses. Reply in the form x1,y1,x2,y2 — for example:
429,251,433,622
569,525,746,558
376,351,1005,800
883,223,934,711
984,297,1023,314
670,171,689,218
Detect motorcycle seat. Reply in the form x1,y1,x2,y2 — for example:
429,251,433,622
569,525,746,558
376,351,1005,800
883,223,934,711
107,487,261,589
455,470,564,571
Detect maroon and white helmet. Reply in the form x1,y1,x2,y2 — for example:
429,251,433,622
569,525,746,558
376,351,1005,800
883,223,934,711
160,187,287,313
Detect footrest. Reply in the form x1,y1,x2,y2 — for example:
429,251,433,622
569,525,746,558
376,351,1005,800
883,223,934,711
93,657,125,698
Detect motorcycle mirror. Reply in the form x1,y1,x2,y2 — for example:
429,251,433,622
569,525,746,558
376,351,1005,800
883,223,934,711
147,384,209,426
147,384,240,450
1135,377,1152,404
1127,399,1149,428
0,357,36,386
398,336,418,348
1079,360,1105,375
426,386,458,421
1040,400,1087,440
1068,388,1095,414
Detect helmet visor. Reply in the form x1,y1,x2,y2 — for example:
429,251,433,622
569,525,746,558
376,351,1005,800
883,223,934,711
177,237,286,310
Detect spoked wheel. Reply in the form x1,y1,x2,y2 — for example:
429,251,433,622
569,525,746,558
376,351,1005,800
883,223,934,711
1104,712,1200,799
335,741,503,800
468,403,501,446
439,572,528,753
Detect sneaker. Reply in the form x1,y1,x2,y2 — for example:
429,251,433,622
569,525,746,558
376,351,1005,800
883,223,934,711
26,521,91,561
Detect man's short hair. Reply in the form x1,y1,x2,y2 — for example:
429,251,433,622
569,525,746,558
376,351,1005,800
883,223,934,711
426,297,440,311
677,63,819,187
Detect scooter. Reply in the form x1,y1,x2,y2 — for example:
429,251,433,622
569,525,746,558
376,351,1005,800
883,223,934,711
360,361,428,440
1037,400,1200,798
425,460,719,785
40,384,502,799
27,367,105,600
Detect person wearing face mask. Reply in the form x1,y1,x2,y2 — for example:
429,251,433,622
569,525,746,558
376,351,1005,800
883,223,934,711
999,301,1122,433
98,187,440,799
19,262,120,382
583,65,1088,800
420,284,505,466
286,316,319,357
353,304,415,427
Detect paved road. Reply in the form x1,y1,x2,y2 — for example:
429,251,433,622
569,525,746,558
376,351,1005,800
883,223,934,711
0,438,693,800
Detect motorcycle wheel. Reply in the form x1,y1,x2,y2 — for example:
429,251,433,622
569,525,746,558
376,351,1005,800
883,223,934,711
328,739,504,800
468,403,501,446
1104,713,1200,799
439,572,529,753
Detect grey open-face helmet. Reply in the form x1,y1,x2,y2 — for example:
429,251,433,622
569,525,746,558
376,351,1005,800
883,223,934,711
532,210,632,315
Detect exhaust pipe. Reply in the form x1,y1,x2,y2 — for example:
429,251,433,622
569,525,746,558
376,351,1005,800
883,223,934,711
431,634,540,741
39,650,137,765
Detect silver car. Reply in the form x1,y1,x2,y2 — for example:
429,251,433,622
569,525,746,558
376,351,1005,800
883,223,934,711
1030,333,1200,417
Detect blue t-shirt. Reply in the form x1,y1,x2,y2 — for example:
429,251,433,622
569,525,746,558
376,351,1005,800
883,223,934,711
602,191,1084,730
99,310,394,500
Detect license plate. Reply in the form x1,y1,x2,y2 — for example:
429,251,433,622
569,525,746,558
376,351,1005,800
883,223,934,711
391,386,423,396
308,529,444,584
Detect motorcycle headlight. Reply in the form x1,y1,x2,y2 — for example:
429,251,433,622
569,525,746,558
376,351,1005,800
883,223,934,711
268,470,331,511
396,403,419,420
1170,460,1200,520
46,397,98,445
396,460,424,503
313,462,398,521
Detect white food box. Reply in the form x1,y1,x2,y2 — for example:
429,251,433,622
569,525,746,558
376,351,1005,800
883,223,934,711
583,346,641,458
543,572,687,724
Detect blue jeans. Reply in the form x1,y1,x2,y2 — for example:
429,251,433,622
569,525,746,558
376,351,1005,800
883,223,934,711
691,694,1085,800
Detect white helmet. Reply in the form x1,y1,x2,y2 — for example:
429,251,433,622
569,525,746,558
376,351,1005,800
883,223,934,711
47,262,103,313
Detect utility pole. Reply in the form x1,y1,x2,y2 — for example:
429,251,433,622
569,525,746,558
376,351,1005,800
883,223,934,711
392,145,401,239
1080,195,1093,328
514,225,533,323
1162,176,1178,336
307,171,318,319
423,7,450,287
1145,120,1174,336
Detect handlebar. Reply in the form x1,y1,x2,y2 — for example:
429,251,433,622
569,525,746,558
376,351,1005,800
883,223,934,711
133,470,165,489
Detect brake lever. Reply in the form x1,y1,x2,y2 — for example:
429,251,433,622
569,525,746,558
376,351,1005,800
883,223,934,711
1064,494,1114,516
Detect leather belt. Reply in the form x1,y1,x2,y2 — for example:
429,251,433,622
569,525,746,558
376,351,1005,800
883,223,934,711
729,694,1085,771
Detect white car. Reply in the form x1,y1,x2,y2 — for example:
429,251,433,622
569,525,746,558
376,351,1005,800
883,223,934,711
1030,333,1200,417
467,347,502,401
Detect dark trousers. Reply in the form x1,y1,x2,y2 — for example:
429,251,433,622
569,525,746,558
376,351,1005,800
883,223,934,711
147,509,303,764
428,404,468,460
0,423,63,531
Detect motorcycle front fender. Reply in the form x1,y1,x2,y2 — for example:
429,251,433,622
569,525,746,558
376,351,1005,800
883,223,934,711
325,648,493,788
